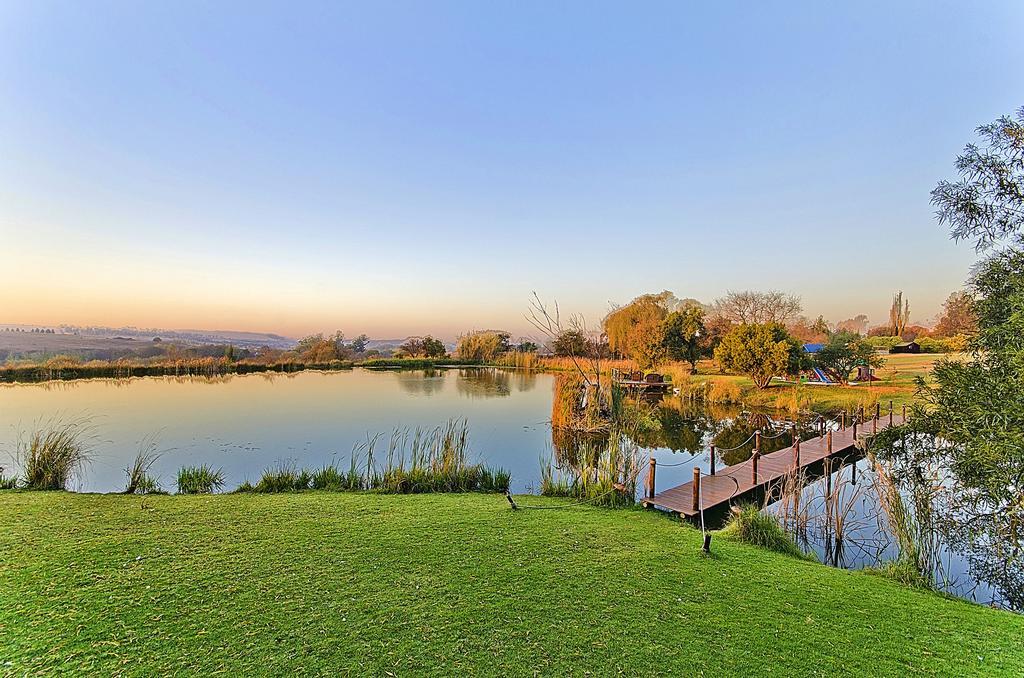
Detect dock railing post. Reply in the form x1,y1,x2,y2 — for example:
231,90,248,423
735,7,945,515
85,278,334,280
646,456,656,499
876,403,881,420
710,445,716,476
827,430,832,454
793,437,800,468
902,403,907,421
873,415,877,435
853,419,858,440
858,406,864,424
752,430,761,482
841,411,846,431
889,401,894,427
692,468,701,513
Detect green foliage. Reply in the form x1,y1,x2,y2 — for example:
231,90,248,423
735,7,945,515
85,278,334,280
552,329,590,357
18,418,97,490
932,106,1024,250
720,505,811,560
865,335,902,350
867,559,935,591
813,330,884,383
176,465,225,494
713,323,805,388
0,474,18,490
662,305,706,371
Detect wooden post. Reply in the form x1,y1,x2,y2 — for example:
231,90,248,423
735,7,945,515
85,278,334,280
873,416,878,434
876,403,881,420
841,411,846,431
692,468,701,512
851,461,857,485
646,457,656,499
752,451,759,483
902,404,907,421
793,437,800,468
710,445,716,476
827,430,833,454
755,430,761,455
853,420,858,439
858,406,864,423
889,401,894,427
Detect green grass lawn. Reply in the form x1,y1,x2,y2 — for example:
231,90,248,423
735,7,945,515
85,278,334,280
2,492,1021,675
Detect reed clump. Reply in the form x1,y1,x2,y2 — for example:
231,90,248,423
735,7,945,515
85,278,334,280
124,436,164,494
233,420,509,495
18,417,97,491
254,464,312,492
176,465,225,494
722,504,812,560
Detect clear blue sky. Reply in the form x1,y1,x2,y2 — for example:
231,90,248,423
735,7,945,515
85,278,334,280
2,1,1022,339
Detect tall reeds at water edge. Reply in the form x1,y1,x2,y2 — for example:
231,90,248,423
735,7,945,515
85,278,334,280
124,435,164,494
16,416,98,490
236,420,510,495
176,465,225,494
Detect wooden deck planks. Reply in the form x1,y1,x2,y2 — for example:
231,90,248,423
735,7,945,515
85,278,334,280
641,415,904,519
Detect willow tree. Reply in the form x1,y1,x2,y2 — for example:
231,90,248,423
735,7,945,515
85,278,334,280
603,291,676,369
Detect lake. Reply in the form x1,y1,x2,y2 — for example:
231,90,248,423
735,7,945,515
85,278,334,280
0,366,1017,611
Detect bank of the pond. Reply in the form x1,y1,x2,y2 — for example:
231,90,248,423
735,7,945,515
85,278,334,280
1,493,1020,675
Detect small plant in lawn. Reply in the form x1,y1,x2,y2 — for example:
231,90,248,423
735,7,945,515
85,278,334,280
176,465,225,494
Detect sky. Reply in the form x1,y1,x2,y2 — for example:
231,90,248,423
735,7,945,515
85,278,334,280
2,1,1023,340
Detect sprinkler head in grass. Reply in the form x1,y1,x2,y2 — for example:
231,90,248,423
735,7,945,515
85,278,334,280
505,490,518,510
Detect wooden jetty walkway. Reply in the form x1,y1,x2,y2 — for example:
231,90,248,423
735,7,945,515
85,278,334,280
641,404,906,521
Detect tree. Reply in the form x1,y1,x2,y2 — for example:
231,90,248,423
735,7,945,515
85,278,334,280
932,106,1024,251
422,336,447,358
713,323,805,389
787,315,830,343
553,329,590,357
933,291,977,338
603,292,673,362
836,314,869,335
875,108,1024,592
711,290,802,325
813,331,883,384
662,306,705,373
397,337,425,357
888,291,910,337
350,334,370,353
515,340,539,353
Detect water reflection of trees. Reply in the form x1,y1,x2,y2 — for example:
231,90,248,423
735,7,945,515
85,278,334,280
455,368,511,398
394,369,447,396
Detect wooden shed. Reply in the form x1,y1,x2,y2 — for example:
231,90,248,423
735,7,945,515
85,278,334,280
890,341,921,354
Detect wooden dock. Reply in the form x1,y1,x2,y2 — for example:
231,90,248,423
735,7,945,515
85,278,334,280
641,408,905,521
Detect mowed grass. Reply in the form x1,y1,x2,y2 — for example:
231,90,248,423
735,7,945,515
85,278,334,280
2,493,1022,675
689,353,959,411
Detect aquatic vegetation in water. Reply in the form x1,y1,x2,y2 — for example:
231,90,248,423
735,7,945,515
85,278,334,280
124,435,165,495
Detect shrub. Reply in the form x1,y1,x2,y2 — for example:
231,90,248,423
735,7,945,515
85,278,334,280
714,323,806,389
721,505,810,559
0,474,17,490
176,465,225,494
19,418,97,490
455,331,511,362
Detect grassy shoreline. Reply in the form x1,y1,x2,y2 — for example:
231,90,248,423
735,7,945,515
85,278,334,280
1,353,950,414
1,492,1020,675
